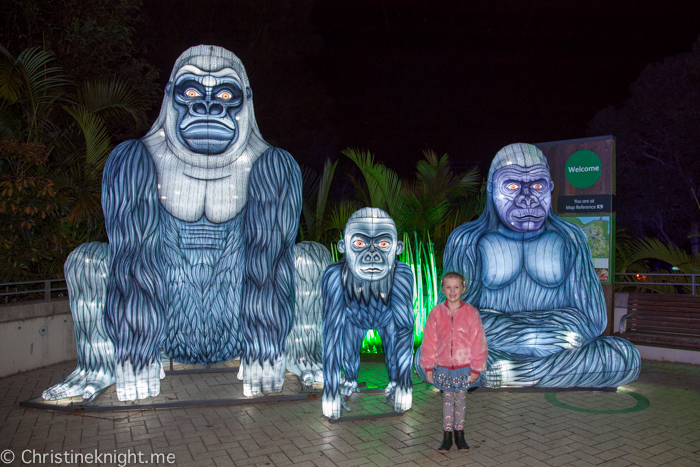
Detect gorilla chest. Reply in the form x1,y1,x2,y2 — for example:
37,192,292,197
346,299,393,330
160,210,247,283
151,149,255,224
478,230,568,289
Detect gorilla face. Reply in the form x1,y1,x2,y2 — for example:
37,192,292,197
171,68,250,155
489,165,554,232
338,218,404,282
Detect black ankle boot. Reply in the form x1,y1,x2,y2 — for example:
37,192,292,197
453,430,469,451
438,431,453,452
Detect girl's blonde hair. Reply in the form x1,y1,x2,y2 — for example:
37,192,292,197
441,271,466,285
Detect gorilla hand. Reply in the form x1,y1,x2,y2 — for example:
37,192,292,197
241,356,286,396
115,360,164,401
383,380,412,413
392,385,412,413
323,392,348,420
480,309,589,357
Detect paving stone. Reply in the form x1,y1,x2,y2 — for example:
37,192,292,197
520,456,556,467
1,359,699,466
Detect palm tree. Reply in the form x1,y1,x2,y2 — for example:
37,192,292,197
0,45,71,143
58,79,145,238
616,234,700,294
0,45,148,279
342,148,404,217
342,147,481,264
400,149,480,246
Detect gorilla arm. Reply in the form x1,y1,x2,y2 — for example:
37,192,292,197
443,221,606,357
241,148,302,396
102,140,166,401
321,262,347,419
385,262,415,413
479,308,594,357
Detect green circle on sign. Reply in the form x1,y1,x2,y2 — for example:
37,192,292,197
565,150,602,188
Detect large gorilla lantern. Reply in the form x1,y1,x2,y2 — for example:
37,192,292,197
441,143,640,388
42,45,302,401
322,208,415,419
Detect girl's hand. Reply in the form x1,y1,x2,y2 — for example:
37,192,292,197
469,372,479,383
426,370,433,384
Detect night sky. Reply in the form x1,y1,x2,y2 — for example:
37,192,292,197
142,0,700,175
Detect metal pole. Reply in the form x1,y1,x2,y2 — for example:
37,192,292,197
20,393,317,413
44,280,50,301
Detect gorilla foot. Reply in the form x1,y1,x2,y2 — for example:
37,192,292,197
340,380,359,397
115,360,162,401
485,337,641,388
342,397,351,413
83,368,119,401
242,356,286,397
42,368,85,400
310,362,324,383
299,370,315,388
383,381,397,405
42,367,115,401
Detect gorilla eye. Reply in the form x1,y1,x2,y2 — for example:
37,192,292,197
218,91,233,100
532,183,544,190
379,241,390,248
185,89,201,98
506,183,519,190
353,240,366,248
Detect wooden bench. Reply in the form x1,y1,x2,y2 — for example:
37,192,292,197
614,293,700,350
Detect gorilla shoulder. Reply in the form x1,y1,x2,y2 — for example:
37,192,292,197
104,140,155,179
250,147,300,182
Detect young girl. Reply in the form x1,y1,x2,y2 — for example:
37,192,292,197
420,272,488,453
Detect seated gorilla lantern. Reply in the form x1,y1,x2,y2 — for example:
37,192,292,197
322,208,415,419
438,143,640,388
42,45,302,401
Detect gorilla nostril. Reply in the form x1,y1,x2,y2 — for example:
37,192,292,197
209,104,224,115
192,103,207,115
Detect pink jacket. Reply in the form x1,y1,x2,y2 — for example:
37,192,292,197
419,301,488,373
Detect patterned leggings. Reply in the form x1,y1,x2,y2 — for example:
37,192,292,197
443,390,467,431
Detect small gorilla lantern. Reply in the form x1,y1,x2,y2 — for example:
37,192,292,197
42,45,302,401
322,208,415,419
439,143,640,388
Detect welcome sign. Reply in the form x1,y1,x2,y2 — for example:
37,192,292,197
535,137,614,214
535,136,615,291
565,150,602,189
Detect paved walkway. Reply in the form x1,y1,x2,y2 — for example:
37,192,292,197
1,359,698,466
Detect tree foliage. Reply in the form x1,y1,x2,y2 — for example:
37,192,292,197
587,36,700,250
0,47,150,280
0,0,156,282
0,139,69,281
298,158,349,245
1,0,159,143
338,147,482,268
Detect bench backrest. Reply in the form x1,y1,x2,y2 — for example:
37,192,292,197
626,293,700,337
